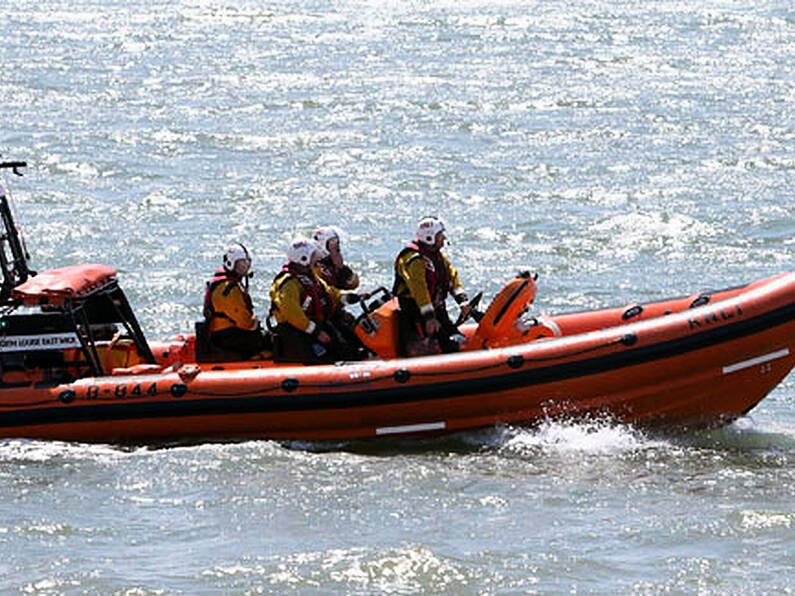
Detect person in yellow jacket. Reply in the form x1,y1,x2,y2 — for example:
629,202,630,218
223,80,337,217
203,243,270,359
393,216,471,356
269,237,365,363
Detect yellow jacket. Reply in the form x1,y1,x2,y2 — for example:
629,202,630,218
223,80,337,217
207,277,258,334
393,246,465,316
269,270,345,335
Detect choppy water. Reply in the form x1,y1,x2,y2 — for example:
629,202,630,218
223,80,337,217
2,0,795,592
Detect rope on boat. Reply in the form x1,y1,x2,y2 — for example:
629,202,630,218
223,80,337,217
187,332,636,396
408,333,636,378
35,333,637,404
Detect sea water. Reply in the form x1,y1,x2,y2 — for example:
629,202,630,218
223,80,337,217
1,0,795,591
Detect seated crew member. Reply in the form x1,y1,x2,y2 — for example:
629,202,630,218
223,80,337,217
269,237,364,363
312,225,366,348
393,216,471,357
203,243,270,359
312,226,360,290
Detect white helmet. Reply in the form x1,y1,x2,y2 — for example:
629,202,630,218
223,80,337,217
415,216,446,245
223,243,251,272
286,237,319,266
312,225,340,255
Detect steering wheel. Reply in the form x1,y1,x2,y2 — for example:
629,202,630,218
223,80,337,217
455,292,483,326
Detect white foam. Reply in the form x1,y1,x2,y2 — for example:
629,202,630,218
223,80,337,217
0,439,124,464
502,419,657,456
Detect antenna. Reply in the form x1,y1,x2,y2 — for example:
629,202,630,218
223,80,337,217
0,160,33,302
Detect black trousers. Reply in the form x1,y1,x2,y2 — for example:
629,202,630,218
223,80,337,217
210,327,270,360
273,316,365,364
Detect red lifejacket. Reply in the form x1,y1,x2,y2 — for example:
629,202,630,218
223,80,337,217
315,259,338,287
316,258,356,289
393,242,450,306
203,269,252,321
273,263,333,321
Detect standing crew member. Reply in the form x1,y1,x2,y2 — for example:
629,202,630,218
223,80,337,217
393,216,471,356
204,243,269,359
312,226,360,290
269,237,364,363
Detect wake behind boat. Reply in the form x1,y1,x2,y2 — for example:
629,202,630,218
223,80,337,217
2,160,794,444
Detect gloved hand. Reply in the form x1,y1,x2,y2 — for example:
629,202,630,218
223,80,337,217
424,317,441,335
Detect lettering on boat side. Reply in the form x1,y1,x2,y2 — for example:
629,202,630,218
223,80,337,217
687,304,743,330
348,369,372,380
81,382,158,400
0,333,79,352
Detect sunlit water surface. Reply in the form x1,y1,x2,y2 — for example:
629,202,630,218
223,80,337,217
2,0,795,592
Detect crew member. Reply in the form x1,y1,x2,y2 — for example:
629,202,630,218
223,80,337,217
312,226,360,290
269,237,364,363
204,243,269,359
393,216,471,356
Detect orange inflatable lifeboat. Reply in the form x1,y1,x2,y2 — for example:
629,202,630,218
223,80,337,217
2,262,795,443
3,160,795,444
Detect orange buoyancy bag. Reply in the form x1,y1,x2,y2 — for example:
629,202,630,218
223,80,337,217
354,297,400,359
468,272,538,350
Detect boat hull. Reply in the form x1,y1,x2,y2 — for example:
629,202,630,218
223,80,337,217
2,273,795,443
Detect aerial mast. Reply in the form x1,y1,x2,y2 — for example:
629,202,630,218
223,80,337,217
0,160,34,303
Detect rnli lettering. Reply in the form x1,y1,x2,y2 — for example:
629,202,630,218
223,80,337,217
688,304,743,330
82,382,158,400
0,333,79,352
